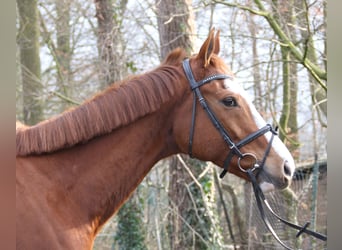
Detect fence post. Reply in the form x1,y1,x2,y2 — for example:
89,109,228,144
310,153,319,248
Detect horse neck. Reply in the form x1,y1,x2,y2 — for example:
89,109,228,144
51,93,181,235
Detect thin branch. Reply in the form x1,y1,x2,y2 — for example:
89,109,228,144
50,90,81,106
253,0,327,88
302,0,311,62
214,0,327,91
183,183,211,241
212,0,268,16
176,155,222,244
213,168,237,249
166,203,210,247
38,10,67,94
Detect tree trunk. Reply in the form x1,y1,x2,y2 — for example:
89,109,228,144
272,0,299,158
56,0,72,110
167,157,193,250
278,46,290,137
95,0,128,88
248,12,263,113
156,0,195,59
17,0,43,125
221,181,248,248
295,0,327,120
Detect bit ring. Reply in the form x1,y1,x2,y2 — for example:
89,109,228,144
238,153,259,172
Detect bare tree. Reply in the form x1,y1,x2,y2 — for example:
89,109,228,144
95,0,128,88
270,0,300,156
213,0,326,90
247,12,263,113
294,0,327,122
55,0,73,110
156,0,195,59
17,0,43,125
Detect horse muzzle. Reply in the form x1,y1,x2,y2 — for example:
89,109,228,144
256,161,293,192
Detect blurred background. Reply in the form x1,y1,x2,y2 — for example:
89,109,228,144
16,0,327,249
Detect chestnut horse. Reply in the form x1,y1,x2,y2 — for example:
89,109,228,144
16,30,295,249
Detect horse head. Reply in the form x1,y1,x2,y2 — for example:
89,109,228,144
172,29,295,192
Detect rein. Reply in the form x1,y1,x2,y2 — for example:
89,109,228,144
247,168,327,249
182,58,327,249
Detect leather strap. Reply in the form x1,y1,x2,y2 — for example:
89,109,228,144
182,58,327,249
183,59,239,159
183,59,279,177
182,58,327,248
247,169,327,250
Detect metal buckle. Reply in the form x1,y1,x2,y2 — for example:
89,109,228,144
238,153,259,172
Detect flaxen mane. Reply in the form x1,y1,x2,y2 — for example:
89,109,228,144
16,48,187,156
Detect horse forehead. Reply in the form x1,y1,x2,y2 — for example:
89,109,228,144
223,78,251,102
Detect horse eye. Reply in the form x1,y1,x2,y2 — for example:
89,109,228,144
222,97,237,107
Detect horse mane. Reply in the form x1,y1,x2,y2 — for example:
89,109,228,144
16,121,28,131
16,48,187,156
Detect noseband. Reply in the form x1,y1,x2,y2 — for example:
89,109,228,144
182,58,277,178
182,58,327,248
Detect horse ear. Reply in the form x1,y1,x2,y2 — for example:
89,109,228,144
213,29,220,54
197,28,220,68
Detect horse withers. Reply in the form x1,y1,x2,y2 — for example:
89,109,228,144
16,29,295,249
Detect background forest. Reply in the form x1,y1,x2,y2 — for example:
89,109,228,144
16,0,327,249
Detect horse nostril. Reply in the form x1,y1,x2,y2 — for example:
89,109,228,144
283,161,292,177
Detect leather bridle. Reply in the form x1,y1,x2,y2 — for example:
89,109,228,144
182,58,277,178
182,58,327,249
